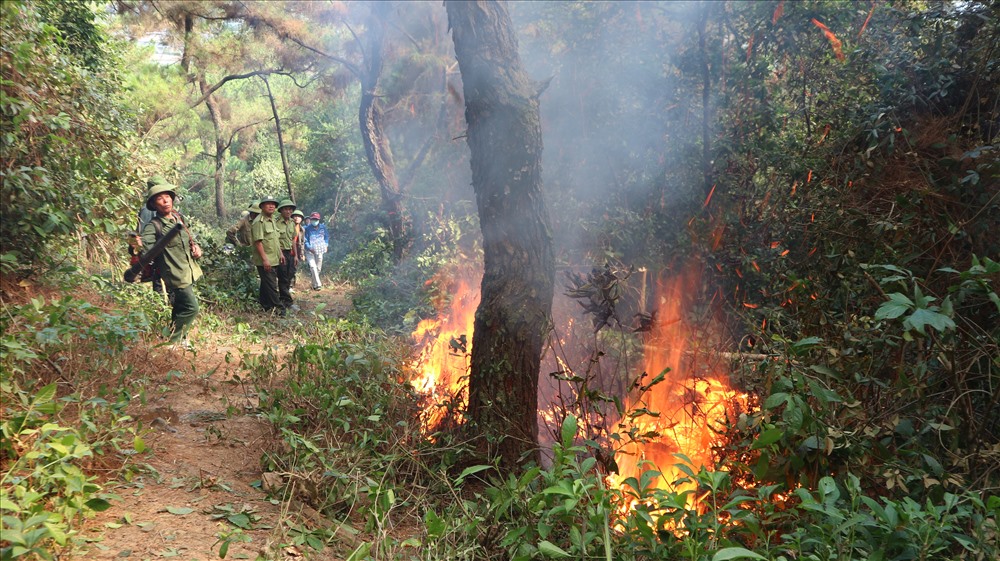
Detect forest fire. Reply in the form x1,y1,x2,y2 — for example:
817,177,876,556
608,265,746,506
411,264,745,506
409,270,479,431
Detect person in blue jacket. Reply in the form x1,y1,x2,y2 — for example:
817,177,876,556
303,212,329,290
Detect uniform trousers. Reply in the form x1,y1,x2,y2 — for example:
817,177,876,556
278,249,295,306
256,266,282,311
167,285,199,342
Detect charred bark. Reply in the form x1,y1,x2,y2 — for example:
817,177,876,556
359,1,406,262
446,0,555,471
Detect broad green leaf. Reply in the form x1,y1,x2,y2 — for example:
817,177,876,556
751,428,783,450
165,506,194,515
875,300,910,320
560,414,578,448
227,513,251,529
86,498,113,512
424,509,446,539
904,308,955,334
712,547,767,560
763,392,788,409
455,464,491,484
345,543,371,561
537,540,571,558
34,383,57,405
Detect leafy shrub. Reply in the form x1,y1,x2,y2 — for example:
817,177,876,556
0,0,138,276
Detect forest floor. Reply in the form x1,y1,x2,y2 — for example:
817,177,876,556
72,276,355,561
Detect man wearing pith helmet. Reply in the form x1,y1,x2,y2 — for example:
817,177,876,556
141,180,203,350
227,200,260,247
251,196,284,315
276,199,298,311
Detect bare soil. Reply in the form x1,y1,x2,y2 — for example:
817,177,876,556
71,278,355,561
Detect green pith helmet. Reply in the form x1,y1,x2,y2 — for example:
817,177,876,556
145,183,178,211
147,175,169,188
258,195,280,206
248,200,261,214
277,199,296,211
291,209,304,218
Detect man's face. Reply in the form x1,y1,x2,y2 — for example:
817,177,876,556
260,202,277,217
152,193,173,214
280,206,293,219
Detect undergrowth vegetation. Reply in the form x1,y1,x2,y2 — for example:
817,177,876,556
0,277,167,559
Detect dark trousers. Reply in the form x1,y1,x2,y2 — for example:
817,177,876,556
256,265,282,311
167,285,199,342
278,249,295,306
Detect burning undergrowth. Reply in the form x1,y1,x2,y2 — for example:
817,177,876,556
409,257,748,509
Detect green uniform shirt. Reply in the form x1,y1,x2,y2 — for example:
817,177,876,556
226,215,254,246
251,214,281,266
141,212,202,290
278,216,296,251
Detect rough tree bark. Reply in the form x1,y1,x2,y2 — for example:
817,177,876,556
198,75,227,218
359,1,406,262
446,0,555,471
262,74,294,201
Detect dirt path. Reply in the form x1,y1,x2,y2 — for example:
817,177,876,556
74,280,353,561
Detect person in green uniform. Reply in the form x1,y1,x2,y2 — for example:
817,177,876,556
141,181,203,349
276,199,298,310
251,196,284,314
226,200,260,247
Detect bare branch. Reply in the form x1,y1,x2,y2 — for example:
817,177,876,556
225,118,273,150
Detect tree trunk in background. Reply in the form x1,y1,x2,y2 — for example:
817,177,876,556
262,75,294,202
359,1,406,262
446,0,554,472
199,75,227,218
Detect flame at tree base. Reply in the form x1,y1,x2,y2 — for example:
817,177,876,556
409,260,746,514
410,268,479,433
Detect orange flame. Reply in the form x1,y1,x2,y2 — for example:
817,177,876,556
410,269,480,431
608,263,746,505
812,18,845,61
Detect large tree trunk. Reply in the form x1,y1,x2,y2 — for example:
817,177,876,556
359,1,406,262
446,0,554,471
199,75,227,218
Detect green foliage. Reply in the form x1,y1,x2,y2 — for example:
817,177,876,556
476,415,616,561
0,382,108,560
781,474,996,561
0,0,138,276
196,235,259,309
248,321,424,534
0,377,136,560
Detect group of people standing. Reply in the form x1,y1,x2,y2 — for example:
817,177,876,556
132,177,329,351
228,196,330,316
